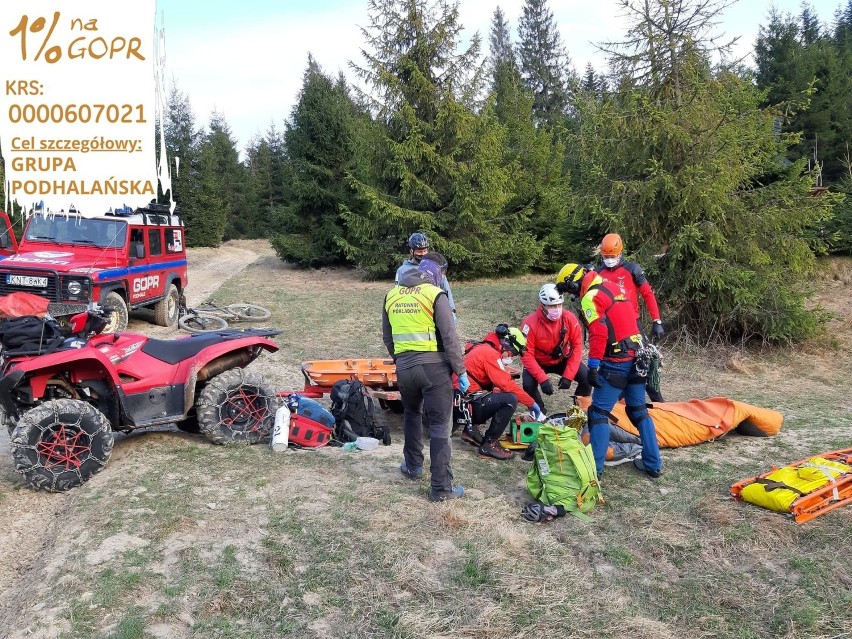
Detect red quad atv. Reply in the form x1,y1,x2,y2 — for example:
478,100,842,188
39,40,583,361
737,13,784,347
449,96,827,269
0,309,281,492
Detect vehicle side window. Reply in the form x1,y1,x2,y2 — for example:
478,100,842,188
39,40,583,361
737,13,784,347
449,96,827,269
166,229,183,254
130,229,145,258
148,229,163,256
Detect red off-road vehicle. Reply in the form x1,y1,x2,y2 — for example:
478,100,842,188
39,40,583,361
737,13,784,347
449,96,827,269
0,310,280,491
0,202,186,333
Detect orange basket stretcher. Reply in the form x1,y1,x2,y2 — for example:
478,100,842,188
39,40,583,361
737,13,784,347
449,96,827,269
731,447,852,523
298,358,401,404
295,358,519,405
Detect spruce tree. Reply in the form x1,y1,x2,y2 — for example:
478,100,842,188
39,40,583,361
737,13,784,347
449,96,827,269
517,0,571,124
244,125,290,237
570,0,838,342
487,5,570,267
581,63,607,100
194,139,227,246
756,6,848,183
163,82,206,246
269,56,360,267
343,0,538,278
489,7,522,124
206,113,248,241
830,2,852,188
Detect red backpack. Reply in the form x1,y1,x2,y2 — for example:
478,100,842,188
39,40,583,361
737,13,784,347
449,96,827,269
287,396,335,447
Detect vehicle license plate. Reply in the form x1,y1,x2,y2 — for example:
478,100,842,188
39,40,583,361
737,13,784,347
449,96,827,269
7,275,48,287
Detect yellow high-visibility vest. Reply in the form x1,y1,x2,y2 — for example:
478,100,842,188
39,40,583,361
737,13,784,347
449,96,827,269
385,283,442,354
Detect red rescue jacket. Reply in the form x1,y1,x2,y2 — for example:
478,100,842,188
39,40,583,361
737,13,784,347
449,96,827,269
595,260,660,321
519,306,583,383
457,333,537,408
580,275,643,362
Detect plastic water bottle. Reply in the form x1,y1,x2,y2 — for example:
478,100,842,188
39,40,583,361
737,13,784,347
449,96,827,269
271,405,291,452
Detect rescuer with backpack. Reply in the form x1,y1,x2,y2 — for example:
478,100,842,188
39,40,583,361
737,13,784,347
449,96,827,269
519,284,591,414
594,233,665,401
555,263,663,480
383,258,468,501
456,324,544,461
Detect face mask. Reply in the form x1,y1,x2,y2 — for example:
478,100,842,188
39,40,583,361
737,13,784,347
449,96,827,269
501,356,514,366
545,307,562,321
603,257,621,268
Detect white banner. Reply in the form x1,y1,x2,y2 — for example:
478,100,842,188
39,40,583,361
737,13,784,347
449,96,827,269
0,0,160,217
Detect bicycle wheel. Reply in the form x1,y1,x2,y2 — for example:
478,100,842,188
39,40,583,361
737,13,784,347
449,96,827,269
179,312,229,332
225,303,272,321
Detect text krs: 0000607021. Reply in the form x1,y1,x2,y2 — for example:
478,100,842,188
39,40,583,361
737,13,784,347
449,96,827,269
7,103,146,125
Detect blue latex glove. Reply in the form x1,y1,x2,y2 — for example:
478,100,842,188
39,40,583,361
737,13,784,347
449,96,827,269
457,373,470,394
453,311,459,324
530,403,545,422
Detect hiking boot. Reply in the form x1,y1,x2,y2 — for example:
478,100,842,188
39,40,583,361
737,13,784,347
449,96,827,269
428,485,464,502
478,439,516,461
460,424,484,447
604,443,643,467
633,458,662,479
399,461,423,481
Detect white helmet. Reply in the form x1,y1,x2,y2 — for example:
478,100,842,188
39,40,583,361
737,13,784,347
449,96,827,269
539,283,564,305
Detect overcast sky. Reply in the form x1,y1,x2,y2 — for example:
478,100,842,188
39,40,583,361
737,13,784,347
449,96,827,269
154,0,845,154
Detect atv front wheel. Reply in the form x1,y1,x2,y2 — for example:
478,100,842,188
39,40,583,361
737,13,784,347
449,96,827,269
10,399,113,492
196,369,277,445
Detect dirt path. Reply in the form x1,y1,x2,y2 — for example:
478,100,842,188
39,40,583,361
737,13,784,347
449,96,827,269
178,242,263,308
0,240,265,625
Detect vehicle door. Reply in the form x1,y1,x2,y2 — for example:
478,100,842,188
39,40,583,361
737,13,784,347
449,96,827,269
0,212,19,257
127,227,162,304
164,227,188,288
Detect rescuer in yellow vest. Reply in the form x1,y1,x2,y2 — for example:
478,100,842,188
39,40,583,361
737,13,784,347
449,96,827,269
382,259,468,501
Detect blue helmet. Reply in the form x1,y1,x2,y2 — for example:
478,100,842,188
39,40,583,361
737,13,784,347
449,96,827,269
408,232,429,250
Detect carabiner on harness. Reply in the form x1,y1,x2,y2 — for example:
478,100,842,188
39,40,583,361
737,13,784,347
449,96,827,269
633,342,661,378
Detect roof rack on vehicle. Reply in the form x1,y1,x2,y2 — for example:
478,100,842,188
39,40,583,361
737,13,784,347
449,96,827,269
104,200,183,226
135,200,183,226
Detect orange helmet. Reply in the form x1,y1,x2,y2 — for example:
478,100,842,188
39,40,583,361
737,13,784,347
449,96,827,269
600,233,623,258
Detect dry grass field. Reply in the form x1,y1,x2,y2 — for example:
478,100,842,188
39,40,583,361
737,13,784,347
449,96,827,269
0,241,850,639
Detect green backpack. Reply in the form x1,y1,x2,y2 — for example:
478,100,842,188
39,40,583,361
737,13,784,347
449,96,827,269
526,419,603,521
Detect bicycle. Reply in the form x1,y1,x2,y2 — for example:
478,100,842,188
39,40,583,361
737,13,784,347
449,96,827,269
179,300,272,333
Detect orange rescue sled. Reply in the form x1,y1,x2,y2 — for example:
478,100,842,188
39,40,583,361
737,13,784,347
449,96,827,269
731,448,852,523
300,358,400,403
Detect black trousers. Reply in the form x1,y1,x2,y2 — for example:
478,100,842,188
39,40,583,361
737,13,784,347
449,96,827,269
397,362,454,492
471,392,517,442
522,361,591,414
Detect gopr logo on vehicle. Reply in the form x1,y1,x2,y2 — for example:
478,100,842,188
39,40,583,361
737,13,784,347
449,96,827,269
132,275,160,293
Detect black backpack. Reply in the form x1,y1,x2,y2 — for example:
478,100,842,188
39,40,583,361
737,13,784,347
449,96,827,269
329,380,391,445
0,316,65,356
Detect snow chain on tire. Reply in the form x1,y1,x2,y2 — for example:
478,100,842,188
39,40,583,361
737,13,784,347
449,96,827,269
196,368,278,445
10,399,114,492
